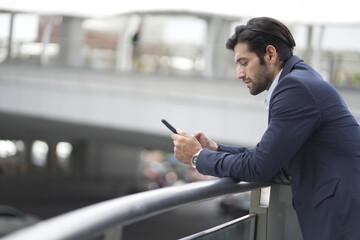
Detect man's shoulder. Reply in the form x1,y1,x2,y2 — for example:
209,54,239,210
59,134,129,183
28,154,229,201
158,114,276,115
280,61,325,88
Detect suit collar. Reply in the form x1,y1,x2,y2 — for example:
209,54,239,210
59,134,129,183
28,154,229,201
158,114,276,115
279,56,303,80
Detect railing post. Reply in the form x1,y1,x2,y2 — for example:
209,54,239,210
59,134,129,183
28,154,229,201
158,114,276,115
267,184,303,240
104,225,123,240
250,188,268,240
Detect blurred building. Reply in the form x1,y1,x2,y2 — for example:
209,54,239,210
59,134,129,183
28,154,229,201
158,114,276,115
1,11,360,86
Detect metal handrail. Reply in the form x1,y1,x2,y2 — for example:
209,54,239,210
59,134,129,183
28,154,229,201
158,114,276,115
0,178,270,240
180,213,257,240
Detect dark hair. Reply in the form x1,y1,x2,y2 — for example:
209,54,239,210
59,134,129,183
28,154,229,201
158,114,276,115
226,17,296,66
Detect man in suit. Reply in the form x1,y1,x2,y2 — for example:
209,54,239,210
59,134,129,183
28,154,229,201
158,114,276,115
171,17,360,240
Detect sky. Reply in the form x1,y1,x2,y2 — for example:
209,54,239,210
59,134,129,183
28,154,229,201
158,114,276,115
1,0,360,24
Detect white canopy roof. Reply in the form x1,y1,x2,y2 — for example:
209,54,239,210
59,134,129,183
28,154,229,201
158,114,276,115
1,0,360,24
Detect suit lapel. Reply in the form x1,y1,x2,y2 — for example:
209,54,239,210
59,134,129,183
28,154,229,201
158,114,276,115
268,56,303,123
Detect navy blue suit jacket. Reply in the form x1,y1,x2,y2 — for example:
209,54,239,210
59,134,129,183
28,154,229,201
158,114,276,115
196,56,360,240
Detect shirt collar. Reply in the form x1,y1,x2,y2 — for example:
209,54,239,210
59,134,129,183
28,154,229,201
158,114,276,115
265,69,283,110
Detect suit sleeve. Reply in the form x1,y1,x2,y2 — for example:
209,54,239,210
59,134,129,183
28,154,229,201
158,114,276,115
196,77,321,182
217,144,249,154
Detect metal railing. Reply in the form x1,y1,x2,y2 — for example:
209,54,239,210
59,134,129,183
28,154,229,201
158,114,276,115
181,213,257,240
0,178,270,240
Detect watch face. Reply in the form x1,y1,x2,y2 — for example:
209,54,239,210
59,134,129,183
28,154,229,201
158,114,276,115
191,155,198,168
191,150,201,168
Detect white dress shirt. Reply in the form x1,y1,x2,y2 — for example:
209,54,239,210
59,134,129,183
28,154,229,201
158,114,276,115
264,69,283,110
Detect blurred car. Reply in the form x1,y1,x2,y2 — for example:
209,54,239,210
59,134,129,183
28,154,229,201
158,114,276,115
0,205,39,236
219,187,271,216
219,192,251,217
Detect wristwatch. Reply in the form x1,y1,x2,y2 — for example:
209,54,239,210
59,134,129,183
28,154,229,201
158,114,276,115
191,150,202,168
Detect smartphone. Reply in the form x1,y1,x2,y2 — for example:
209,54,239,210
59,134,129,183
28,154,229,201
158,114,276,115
161,119,177,134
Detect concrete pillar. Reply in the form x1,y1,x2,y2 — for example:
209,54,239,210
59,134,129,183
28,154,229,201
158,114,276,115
57,16,84,67
6,13,15,61
115,14,142,72
203,16,233,78
303,25,314,65
19,140,33,174
312,25,325,74
46,141,58,173
115,15,132,72
70,140,88,175
40,16,57,66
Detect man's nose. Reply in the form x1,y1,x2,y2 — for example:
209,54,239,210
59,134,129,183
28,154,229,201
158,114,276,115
237,68,246,80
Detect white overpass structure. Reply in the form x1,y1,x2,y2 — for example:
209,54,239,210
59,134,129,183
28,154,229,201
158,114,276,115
2,62,360,146
0,62,269,147
1,61,360,179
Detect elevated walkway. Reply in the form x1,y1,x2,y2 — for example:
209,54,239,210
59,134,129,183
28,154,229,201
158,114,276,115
0,62,269,148
1,62,360,149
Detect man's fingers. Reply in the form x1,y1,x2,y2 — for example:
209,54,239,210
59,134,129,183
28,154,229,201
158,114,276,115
171,132,186,140
192,131,203,136
192,131,204,140
171,133,178,140
177,129,192,138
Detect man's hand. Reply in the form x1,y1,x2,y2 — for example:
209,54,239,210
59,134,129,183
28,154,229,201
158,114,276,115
193,131,218,151
171,130,202,165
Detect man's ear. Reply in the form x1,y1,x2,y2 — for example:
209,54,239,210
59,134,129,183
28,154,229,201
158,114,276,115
265,45,277,63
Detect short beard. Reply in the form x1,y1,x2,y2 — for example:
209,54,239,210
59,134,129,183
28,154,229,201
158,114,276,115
249,64,272,95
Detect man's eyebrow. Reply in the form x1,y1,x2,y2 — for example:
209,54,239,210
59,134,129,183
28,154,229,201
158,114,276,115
235,57,247,63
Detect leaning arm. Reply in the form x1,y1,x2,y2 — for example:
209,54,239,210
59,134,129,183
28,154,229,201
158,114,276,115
195,78,321,182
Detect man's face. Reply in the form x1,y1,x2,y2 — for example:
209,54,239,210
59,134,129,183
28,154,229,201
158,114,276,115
234,42,273,95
